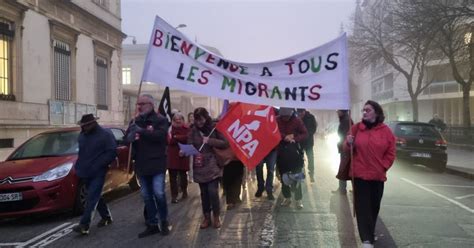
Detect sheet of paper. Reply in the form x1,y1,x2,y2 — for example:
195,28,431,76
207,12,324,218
178,143,200,156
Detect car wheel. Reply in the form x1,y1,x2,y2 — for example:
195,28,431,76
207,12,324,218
72,181,87,216
128,173,140,191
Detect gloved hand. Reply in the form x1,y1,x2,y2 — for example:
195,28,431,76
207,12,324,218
126,123,145,143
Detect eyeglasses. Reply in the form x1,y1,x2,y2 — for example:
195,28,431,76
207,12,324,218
136,102,151,106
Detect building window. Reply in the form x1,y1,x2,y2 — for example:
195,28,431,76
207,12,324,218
96,57,108,110
122,67,131,84
0,19,14,99
53,40,71,101
93,0,109,9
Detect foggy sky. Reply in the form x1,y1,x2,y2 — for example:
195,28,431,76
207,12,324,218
121,0,355,63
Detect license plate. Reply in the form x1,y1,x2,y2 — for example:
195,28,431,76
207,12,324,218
411,152,431,158
0,192,23,202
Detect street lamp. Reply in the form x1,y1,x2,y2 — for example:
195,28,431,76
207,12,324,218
126,35,137,45
175,24,187,30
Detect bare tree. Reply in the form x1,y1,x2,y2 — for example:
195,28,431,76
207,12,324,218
412,0,473,128
350,0,440,121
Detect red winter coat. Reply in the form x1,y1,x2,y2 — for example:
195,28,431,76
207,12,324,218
345,122,396,181
167,125,190,171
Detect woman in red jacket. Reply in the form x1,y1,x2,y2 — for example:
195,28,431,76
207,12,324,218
345,100,395,248
167,112,190,203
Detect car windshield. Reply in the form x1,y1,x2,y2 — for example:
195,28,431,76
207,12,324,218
395,124,440,138
9,131,80,160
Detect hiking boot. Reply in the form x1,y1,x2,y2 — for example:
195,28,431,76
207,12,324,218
226,203,236,210
200,214,211,229
97,217,113,228
138,225,160,238
181,192,188,200
295,200,304,210
212,214,221,228
160,221,170,236
267,192,275,200
171,198,179,204
72,224,90,235
255,190,263,198
280,198,291,207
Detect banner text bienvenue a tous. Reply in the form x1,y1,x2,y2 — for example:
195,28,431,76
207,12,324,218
141,16,350,110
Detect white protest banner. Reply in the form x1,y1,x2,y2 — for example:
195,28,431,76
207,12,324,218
141,16,350,109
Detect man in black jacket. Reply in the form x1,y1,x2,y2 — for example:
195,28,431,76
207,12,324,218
297,108,317,183
126,94,170,238
73,114,117,235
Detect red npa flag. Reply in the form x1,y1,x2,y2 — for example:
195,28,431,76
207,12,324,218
216,102,281,170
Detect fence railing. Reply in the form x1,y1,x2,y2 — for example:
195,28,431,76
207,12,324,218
444,126,474,146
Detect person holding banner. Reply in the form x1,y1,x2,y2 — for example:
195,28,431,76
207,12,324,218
276,107,308,209
344,100,395,248
126,94,170,238
167,112,190,203
188,107,228,229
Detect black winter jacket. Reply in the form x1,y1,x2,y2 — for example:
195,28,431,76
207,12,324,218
126,111,169,176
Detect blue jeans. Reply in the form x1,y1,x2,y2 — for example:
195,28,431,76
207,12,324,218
256,149,277,193
139,173,168,226
80,175,111,226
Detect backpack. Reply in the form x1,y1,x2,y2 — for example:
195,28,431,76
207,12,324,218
276,141,304,174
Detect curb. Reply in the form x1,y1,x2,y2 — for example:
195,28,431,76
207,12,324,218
445,166,474,180
448,143,474,151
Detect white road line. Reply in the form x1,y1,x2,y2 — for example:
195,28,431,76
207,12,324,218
21,222,72,246
455,194,474,200
0,243,23,247
419,184,474,188
31,223,76,247
401,178,474,214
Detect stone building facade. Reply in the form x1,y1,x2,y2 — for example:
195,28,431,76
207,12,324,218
0,0,125,159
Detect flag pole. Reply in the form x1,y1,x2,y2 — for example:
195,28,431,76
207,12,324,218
349,109,356,218
198,127,216,152
126,80,145,174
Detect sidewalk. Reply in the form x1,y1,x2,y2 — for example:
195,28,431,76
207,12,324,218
446,146,474,179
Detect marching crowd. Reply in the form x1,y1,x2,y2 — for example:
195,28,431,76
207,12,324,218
73,94,395,248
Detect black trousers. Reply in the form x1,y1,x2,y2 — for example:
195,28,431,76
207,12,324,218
199,178,220,216
354,178,384,243
222,160,244,204
280,167,303,201
168,169,188,199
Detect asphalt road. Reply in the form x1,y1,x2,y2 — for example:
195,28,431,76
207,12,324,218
0,138,472,247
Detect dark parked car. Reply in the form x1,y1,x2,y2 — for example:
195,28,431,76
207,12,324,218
0,127,138,218
388,121,448,172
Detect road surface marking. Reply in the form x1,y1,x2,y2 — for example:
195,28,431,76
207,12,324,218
30,223,75,247
258,213,275,247
21,222,72,246
455,194,474,200
420,184,474,188
0,243,23,247
401,178,474,214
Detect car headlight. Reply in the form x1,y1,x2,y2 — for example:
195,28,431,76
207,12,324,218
33,162,73,182
328,133,340,145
